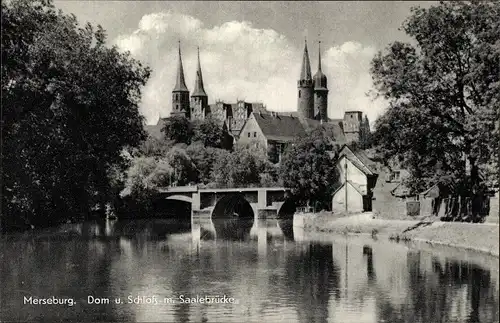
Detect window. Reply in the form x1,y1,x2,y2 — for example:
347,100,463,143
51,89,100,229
350,115,353,118
253,132,257,137
248,132,250,137
387,171,401,182
299,90,301,98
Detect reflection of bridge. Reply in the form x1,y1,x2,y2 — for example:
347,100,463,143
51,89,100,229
157,186,295,219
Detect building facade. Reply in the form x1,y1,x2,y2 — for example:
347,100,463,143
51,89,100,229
146,40,370,149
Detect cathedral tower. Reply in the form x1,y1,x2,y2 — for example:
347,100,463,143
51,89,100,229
171,41,190,118
297,40,314,119
313,41,328,122
191,47,209,120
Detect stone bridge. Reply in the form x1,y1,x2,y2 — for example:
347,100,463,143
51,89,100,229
157,186,296,219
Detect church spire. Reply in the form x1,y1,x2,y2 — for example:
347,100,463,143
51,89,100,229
173,40,188,92
317,40,322,72
192,46,207,97
299,39,312,81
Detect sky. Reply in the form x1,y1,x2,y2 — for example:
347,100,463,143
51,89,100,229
53,1,436,125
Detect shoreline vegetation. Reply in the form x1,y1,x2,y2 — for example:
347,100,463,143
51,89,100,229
294,213,499,257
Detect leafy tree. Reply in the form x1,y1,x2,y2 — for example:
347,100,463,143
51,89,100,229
165,146,198,186
162,115,193,145
136,135,172,157
359,116,372,149
192,117,225,148
186,142,225,184
279,129,340,210
210,144,274,188
370,1,499,203
2,0,150,230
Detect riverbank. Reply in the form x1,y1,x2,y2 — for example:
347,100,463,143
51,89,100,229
294,212,499,257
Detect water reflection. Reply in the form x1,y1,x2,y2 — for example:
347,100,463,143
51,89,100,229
212,218,254,241
1,219,498,323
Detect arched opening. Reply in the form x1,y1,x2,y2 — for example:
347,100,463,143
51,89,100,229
210,194,254,241
211,194,254,219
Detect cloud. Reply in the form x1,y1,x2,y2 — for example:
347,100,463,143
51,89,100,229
114,11,387,127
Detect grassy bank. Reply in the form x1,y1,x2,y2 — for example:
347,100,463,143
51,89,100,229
295,213,499,257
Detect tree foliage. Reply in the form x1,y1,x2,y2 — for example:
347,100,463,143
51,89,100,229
192,117,226,148
210,144,277,188
2,0,150,230
161,115,194,145
279,129,340,209
371,1,499,196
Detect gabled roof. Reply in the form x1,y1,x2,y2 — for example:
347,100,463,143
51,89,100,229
332,180,365,197
250,112,347,144
252,112,308,142
338,144,378,175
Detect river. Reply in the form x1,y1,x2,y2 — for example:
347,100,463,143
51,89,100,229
1,218,499,323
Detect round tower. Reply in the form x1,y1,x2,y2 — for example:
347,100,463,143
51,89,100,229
297,40,314,119
313,41,328,122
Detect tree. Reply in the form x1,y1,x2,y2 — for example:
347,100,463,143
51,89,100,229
370,1,499,210
2,0,150,230
136,135,172,157
209,144,275,188
279,129,340,210
192,117,225,148
164,146,198,186
186,142,226,184
162,115,193,145
359,115,372,149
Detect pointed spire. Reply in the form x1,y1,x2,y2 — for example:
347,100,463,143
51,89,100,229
300,39,312,80
173,40,189,92
192,46,207,97
317,40,322,72
314,39,327,90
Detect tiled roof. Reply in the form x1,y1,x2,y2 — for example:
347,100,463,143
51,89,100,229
252,112,347,144
252,112,308,141
339,144,378,175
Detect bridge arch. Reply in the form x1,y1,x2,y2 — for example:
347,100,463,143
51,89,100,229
166,195,193,203
211,193,254,219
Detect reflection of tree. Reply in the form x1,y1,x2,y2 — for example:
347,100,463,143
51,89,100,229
277,219,294,241
375,251,499,323
212,218,254,241
282,243,340,323
0,234,132,322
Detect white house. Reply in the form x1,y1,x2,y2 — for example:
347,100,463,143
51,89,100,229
332,145,379,213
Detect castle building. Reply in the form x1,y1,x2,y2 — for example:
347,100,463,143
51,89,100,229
145,40,370,156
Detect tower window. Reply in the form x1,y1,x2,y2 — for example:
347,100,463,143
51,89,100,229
299,90,301,98
253,132,257,137
247,132,251,137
